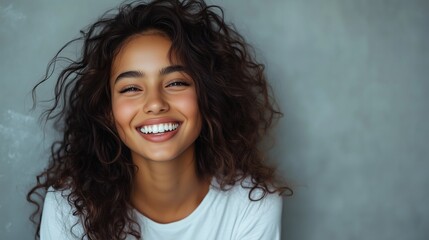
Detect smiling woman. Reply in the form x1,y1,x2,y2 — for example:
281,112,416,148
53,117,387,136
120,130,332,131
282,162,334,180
27,0,292,239
111,33,202,167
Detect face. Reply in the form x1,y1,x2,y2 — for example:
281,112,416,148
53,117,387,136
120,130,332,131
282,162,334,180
110,33,202,164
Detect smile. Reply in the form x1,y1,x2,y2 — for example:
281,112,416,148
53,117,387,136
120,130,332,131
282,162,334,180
139,122,179,134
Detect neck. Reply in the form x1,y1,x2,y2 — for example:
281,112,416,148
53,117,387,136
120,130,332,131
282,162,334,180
130,152,210,223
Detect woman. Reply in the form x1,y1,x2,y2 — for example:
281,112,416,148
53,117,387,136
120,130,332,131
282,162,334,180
27,0,292,239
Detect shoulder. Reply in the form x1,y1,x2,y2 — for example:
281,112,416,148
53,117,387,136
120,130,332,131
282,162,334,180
231,177,282,216
213,177,283,211
40,187,84,240
210,177,283,239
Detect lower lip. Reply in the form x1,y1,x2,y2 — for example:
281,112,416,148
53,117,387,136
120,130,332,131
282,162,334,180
137,126,179,142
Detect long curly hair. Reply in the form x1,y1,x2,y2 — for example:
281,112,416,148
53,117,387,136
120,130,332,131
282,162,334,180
27,0,292,239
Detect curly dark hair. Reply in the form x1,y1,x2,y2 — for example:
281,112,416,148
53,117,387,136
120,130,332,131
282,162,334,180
27,0,292,239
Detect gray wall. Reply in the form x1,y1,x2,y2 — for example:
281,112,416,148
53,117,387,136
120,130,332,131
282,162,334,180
1,0,428,239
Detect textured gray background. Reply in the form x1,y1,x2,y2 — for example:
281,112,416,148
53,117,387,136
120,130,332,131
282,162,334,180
1,0,428,239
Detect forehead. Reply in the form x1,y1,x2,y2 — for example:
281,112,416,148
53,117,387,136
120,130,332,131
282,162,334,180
115,33,171,62
110,32,178,78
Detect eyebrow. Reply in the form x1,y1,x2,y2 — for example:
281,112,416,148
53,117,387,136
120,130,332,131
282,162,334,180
160,65,186,75
114,65,186,83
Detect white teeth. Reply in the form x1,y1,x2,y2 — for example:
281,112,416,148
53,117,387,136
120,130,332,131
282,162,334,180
139,123,179,134
158,125,164,133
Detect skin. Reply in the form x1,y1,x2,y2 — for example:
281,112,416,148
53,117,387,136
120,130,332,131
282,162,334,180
110,31,210,223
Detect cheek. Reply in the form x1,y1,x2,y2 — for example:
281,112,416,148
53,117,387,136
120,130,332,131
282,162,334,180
175,93,201,125
112,99,138,132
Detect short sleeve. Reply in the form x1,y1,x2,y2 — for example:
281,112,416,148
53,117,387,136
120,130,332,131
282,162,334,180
235,193,283,240
40,188,84,240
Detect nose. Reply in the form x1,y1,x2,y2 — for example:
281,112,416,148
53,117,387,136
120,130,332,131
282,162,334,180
143,89,169,114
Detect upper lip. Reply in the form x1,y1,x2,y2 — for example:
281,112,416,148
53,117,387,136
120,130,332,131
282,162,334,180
136,117,181,128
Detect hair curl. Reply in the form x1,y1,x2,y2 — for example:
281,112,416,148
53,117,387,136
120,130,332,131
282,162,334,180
27,0,292,239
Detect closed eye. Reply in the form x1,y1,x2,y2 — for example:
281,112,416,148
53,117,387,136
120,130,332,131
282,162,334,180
119,86,141,94
166,81,190,87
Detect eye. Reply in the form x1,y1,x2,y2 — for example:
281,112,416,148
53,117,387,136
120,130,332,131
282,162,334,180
166,81,190,87
119,86,141,94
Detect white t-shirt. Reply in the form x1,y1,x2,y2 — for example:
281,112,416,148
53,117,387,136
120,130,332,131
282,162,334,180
40,178,283,240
